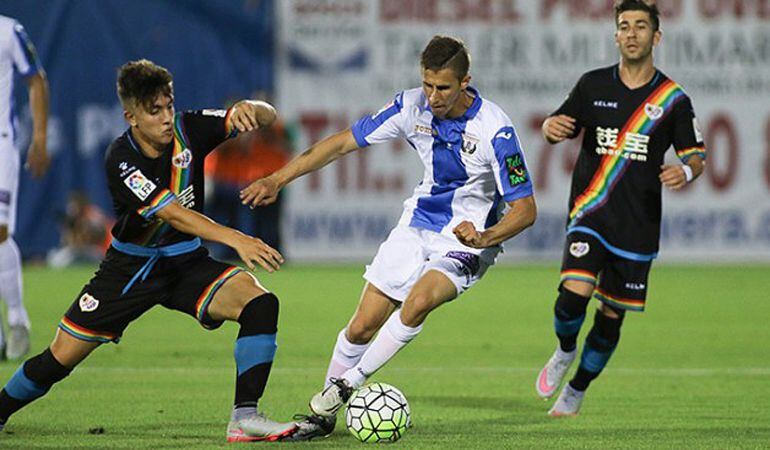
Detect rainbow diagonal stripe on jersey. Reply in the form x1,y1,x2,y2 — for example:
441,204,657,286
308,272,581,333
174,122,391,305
568,79,685,226
170,113,192,196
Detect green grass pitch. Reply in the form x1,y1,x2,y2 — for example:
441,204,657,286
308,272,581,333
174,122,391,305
0,263,768,448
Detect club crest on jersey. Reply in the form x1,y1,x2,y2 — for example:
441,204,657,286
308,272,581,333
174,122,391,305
569,241,590,258
461,133,478,155
79,293,99,312
644,103,664,120
172,149,193,169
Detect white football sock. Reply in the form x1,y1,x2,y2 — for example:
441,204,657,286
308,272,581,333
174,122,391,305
0,238,28,328
324,328,370,388
342,311,422,388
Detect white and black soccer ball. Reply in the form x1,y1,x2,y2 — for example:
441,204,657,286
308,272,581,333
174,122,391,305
345,382,411,443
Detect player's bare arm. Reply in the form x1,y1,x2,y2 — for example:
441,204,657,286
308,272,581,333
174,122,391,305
24,71,49,178
659,154,705,190
155,201,283,272
227,99,276,133
542,114,576,144
240,128,359,207
452,195,537,248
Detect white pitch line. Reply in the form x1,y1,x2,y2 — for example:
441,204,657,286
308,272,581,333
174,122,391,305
21,366,769,376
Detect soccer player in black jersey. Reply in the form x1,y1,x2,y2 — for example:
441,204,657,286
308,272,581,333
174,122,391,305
0,60,299,441
535,0,707,416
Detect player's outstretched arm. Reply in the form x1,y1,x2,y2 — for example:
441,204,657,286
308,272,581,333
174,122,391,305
542,115,576,145
659,154,705,190
452,195,537,248
240,128,360,208
227,99,277,133
155,201,283,272
25,72,50,178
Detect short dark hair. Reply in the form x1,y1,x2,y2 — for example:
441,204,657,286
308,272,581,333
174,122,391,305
614,0,660,31
420,35,470,81
116,59,173,111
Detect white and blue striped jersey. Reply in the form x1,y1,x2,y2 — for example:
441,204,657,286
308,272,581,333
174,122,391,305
351,87,533,255
0,16,43,142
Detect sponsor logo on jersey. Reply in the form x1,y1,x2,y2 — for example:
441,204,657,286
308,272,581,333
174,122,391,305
414,124,432,135
505,154,529,186
569,241,590,258
495,130,512,140
123,170,157,201
461,133,478,155
172,148,193,169
119,162,137,177
625,282,646,290
79,293,99,312
201,109,227,117
177,185,195,209
644,103,664,120
595,127,649,162
594,100,618,109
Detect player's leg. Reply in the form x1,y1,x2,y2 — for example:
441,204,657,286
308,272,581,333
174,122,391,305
549,256,651,416
185,267,296,442
537,233,605,399
0,149,29,360
0,328,100,430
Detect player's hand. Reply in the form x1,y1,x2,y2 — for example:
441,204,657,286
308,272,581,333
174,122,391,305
453,221,486,248
229,100,262,133
240,176,280,208
542,115,576,144
659,164,687,190
232,233,284,272
25,139,49,178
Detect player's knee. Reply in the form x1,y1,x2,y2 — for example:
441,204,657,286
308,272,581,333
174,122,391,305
561,279,594,298
588,307,624,350
555,286,592,320
237,292,279,336
346,319,377,344
0,225,8,244
599,302,626,320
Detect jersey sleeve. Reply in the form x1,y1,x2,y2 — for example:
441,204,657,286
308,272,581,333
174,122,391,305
671,95,707,163
180,109,237,157
106,150,176,221
489,125,534,202
10,21,42,77
550,75,586,138
350,92,407,147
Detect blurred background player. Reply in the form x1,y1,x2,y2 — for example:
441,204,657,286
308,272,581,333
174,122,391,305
0,60,297,441
536,0,706,416
0,15,49,360
241,35,537,439
46,191,112,268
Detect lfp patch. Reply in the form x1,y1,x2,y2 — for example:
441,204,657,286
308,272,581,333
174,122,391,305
123,169,157,201
505,154,528,187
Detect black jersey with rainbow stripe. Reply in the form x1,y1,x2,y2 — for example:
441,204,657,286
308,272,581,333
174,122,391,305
552,65,706,259
104,109,236,247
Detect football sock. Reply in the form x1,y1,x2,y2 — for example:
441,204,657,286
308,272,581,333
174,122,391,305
553,287,591,352
0,238,28,328
233,293,278,409
570,308,624,391
324,328,370,388
231,405,257,422
0,348,71,422
342,311,422,389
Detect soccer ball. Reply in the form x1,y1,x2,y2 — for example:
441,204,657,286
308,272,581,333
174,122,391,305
345,382,411,443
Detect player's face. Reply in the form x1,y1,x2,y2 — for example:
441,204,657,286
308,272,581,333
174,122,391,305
615,10,661,63
126,91,175,149
422,68,470,119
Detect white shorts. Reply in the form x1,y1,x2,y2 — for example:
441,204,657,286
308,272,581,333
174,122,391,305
0,139,19,235
363,225,492,302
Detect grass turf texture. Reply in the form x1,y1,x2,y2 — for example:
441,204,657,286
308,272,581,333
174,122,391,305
0,264,768,448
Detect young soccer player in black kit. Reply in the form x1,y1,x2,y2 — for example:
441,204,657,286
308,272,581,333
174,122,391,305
535,0,707,416
0,60,299,441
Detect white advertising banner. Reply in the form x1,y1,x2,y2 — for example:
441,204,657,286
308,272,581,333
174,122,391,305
277,0,770,262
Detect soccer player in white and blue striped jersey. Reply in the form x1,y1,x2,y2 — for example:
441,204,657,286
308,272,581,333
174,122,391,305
241,35,537,439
